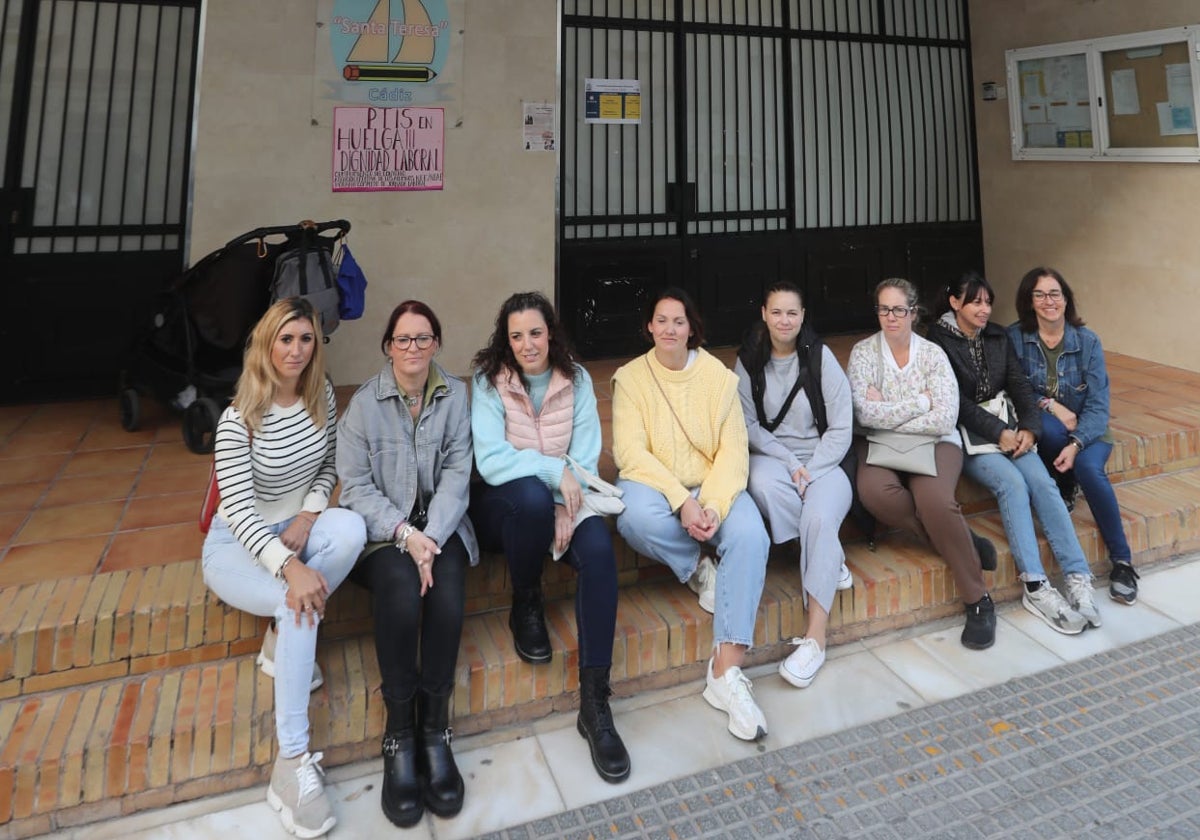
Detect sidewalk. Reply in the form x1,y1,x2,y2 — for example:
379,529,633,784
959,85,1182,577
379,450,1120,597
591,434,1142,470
49,553,1200,840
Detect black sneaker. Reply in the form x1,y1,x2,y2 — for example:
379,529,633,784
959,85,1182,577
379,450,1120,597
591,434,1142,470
970,531,997,572
1109,562,1139,606
961,594,996,650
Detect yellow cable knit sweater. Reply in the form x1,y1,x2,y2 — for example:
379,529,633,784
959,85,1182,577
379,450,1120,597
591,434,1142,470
611,348,748,521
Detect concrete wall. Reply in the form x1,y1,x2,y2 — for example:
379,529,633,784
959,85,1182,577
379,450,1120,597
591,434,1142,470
189,1,558,383
969,0,1200,371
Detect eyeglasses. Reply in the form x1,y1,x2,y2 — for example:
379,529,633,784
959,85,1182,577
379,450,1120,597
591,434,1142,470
874,305,913,318
1031,290,1063,301
390,334,435,350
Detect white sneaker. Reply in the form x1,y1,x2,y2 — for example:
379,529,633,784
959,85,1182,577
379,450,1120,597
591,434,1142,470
1064,574,1102,629
687,555,717,614
702,659,767,741
778,637,825,688
267,751,335,838
836,563,853,591
258,622,324,692
1022,583,1087,635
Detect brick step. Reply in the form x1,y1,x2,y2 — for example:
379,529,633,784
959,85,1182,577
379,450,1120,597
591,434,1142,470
5,464,1200,702
5,465,1200,836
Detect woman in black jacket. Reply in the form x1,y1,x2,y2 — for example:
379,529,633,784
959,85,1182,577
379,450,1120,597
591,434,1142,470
927,272,1100,636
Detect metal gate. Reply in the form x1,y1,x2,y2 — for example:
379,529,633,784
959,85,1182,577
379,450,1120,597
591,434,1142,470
0,0,200,401
560,0,982,357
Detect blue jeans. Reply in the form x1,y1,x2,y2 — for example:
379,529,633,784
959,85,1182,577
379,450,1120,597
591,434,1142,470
470,476,618,669
963,450,1090,582
202,508,366,757
615,481,769,649
1038,413,1132,564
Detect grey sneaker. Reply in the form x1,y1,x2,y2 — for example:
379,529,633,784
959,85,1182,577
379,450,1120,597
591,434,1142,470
1064,573,1102,628
1022,583,1087,635
1109,562,1139,605
267,751,335,838
702,659,767,741
258,622,324,692
687,555,717,614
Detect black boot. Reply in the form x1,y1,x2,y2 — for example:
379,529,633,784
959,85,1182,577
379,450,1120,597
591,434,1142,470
417,689,465,818
961,593,996,650
576,666,631,783
380,695,423,827
509,586,552,664
970,530,998,572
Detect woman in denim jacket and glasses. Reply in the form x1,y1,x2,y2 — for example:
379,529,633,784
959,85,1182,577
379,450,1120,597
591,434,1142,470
337,300,477,828
1006,267,1137,606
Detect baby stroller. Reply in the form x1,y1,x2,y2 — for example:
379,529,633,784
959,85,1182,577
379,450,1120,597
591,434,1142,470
119,219,351,454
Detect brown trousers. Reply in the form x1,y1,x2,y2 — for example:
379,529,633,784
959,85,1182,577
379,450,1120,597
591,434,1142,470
855,440,987,604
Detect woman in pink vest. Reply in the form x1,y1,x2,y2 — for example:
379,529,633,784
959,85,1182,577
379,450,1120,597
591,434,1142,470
468,291,629,784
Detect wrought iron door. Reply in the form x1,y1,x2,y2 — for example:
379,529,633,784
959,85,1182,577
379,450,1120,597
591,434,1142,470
0,0,200,401
560,0,982,356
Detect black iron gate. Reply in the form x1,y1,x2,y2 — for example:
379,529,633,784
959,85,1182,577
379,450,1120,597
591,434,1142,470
560,0,982,357
0,0,200,401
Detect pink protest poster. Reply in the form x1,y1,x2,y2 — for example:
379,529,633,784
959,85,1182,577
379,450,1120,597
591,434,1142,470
332,106,444,192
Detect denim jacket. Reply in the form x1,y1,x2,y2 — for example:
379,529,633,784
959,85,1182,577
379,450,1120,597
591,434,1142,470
336,361,479,564
1005,322,1111,448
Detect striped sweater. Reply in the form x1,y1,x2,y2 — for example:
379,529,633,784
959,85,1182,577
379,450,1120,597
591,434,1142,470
214,379,339,575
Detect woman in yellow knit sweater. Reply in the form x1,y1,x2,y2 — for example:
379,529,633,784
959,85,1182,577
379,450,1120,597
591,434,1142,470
612,287,771,741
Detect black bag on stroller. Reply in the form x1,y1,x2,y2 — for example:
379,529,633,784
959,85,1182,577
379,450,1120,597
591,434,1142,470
119,219,351,454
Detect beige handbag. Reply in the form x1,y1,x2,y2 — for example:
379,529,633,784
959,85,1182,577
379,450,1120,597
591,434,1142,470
864,334,939,476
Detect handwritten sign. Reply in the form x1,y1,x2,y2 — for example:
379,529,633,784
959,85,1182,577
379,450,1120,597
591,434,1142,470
332,106,444,192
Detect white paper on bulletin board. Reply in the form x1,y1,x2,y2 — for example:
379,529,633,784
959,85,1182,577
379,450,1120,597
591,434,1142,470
1110,68,1140,115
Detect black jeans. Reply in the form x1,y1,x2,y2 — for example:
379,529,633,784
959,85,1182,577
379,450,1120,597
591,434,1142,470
350,533,468,702
470,476,618,669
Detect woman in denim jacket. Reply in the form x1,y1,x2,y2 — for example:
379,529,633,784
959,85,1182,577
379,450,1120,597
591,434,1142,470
1006,267,1137,606
337,300,478,828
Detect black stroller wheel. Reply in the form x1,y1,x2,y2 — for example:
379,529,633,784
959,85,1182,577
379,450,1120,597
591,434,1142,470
119,388,141,432
183,397,221,454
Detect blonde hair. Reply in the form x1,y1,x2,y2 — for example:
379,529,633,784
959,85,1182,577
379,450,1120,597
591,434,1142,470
232,298,328,432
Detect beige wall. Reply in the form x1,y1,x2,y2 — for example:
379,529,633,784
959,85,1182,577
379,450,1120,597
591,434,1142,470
189,1,558,384
969,0,1200,371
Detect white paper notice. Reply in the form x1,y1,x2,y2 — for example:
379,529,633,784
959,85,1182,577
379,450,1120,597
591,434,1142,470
1157,101,1196,136
1110,69,1140,115
1166,63,1194,108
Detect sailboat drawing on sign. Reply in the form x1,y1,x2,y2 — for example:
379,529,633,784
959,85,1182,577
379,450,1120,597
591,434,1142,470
343,0,439,83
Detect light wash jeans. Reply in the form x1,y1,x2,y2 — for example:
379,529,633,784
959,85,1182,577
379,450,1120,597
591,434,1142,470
615,481,769,648
962,450,1090,583
202,508,366,757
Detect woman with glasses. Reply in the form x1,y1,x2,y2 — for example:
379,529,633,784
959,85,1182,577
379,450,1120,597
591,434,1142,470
468,291,629,784
1007,268,1137,606
337,300,477,827
734,281,853,688
202,298,367,838
928,272,1099,636
847,279,997,650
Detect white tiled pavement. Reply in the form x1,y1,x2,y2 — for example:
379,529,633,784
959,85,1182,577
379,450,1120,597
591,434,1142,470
47,554,1200,840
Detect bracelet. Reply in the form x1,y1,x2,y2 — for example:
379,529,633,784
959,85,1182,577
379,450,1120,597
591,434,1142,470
1038,397,1054,412
1070,438,1084,452
395,522,417,553
276,554,294,580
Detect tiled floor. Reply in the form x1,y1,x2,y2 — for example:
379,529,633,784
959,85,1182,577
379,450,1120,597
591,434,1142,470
44,553,1200,840
0,399,208,587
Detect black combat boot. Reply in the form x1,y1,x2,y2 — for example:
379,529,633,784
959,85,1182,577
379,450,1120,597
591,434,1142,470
380,694,423,827
576,666,631,783
417,688,465,818
509,586,552,664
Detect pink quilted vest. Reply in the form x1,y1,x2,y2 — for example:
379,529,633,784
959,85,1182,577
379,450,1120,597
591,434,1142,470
496,366,575,456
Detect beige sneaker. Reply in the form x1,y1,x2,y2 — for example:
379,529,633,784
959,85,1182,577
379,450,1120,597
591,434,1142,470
701,659,767,741
267,751,335,838
687,555,717,614
258,622,324,692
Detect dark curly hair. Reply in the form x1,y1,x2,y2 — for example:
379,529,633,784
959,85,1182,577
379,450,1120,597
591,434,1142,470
1014,266,1085,333
472,291,578,390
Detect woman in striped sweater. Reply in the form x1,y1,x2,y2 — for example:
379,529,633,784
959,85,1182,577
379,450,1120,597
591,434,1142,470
201,298,366,839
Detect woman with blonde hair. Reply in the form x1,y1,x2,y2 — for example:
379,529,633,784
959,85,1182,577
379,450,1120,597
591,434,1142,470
202,297,366,838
